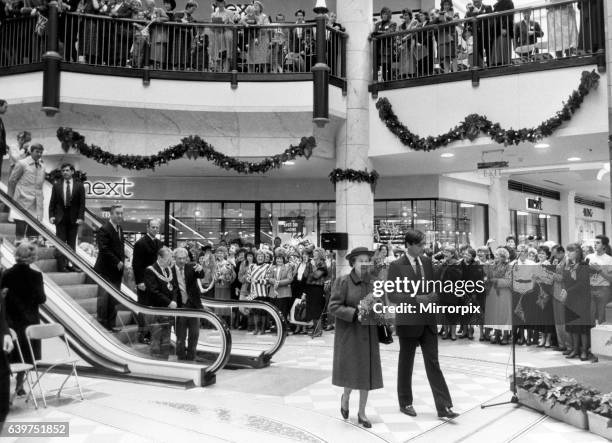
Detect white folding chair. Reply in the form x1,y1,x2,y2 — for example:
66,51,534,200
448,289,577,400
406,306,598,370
8,328,38,409
25,323,84,408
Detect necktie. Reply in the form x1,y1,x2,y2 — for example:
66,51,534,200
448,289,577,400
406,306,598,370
34,160,40,169
65,181,71,206
117,225,122,239
413,257,423,281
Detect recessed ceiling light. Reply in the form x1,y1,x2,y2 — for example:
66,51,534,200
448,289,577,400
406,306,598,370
440,153,454,158
534,142,549,149
283,161,295,165
567,157,581,162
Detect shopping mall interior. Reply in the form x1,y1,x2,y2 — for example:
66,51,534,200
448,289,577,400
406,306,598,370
0,0,612,441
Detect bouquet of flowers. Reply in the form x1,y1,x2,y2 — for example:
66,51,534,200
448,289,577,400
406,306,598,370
357,293,389,325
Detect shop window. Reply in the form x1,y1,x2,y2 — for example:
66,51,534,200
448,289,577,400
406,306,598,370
260,202,317,246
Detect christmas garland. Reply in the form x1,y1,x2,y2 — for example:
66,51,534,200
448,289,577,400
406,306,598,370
375,70,600,150
329,168,380,193
56,128,317,174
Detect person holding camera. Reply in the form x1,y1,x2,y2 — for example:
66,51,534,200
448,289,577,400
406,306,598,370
464,0,493,67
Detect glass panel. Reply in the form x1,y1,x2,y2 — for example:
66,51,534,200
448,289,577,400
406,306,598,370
576,218,603,244
548,215,561,244
318,202,336,235
260,202,317,247
222,203,256,245
169,202,222,248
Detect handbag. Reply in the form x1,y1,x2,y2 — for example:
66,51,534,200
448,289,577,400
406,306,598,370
294,299,308,323
377,324,393,345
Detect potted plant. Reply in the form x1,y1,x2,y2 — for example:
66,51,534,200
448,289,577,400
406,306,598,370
588,393,612,439
543,379,598,430
515,368,557,413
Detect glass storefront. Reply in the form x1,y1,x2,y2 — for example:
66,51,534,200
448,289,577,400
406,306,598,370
510,210,561,244
166,199,487,249
576,218,605,244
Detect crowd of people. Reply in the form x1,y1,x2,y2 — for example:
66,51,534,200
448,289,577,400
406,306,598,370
0,0,345,73
370,233,612,363
372,0,602,80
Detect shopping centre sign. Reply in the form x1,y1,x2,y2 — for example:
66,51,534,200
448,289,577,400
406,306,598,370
84,178,135,198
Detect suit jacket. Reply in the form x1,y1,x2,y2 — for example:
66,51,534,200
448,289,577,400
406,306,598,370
132,234,164,286
2,263,46,329
464,4,494,37
174,263,204,309
514,19,543,47
48,179,86,224
144,262,179,308
0,117,6,157
387,254,439,338
93,221,125,284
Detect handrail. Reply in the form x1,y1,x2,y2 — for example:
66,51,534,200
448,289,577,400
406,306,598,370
0,188,233,375
87,209,288,361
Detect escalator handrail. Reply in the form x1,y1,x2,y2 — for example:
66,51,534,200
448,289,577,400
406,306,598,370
85,204,288,360
0,188,233,374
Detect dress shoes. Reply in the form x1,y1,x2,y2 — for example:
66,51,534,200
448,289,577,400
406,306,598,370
437,407,459,419
399,405,417,417
340,394,349,419
357,414,372,428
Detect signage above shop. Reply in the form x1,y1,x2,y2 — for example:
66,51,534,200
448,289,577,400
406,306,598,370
477,161,509,170
278,217,304,235
84,179,134,198
526,197,543,211
583,208,593,217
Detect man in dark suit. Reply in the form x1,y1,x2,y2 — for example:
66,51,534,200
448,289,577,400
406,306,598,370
49,163,86,272
94,205,125,330
464,0,494,68
387,230,458,419
144,247,179,359
132,219,163,342
173,247,204,361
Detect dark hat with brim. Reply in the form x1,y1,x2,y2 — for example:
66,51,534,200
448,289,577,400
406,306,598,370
345,247,375,262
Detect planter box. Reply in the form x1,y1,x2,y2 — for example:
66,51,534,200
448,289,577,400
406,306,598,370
587,411,612,440
517,388,547,413
545,401,588,430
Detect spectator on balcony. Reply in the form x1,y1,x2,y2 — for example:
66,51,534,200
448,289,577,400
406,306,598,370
172,0,197,70
464,0,493,67
0,100,6,180
241,2,270,73
270,13,288,73
285,8,308,72
514,9,543,61
129,0,155,69
109,0,138,66
397,9,418,78
326,12,344,77
372,6,396,81
416,10,436,77
210,0,238,72
489,0,514,66
76,0,101,65
547,0,577,58
150,0,173,69
433,0,457,73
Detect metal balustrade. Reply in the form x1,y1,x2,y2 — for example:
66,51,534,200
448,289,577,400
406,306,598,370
0,11,346,82
371,0,604,85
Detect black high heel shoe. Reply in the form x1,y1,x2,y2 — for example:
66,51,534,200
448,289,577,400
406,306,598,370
340,394,349,420
357,414,372,428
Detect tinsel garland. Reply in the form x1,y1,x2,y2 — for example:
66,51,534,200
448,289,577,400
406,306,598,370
329,168,380,193
56,128,317,173
375,70,600,150
45,168,88,183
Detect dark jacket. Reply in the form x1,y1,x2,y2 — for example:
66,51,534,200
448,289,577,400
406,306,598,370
144,262,179,308
132,234,164,286
93,221,125,284
492,0,515,38
464,3,494,36
387,254,439,338
514,19,543,47
174,263,204,309
48,179,86,224
2,263,46,329
0,117,6,157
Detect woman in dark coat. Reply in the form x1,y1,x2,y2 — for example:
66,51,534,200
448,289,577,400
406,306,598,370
304,248,328,324
489,0,515,66
438,246,463,340
329,247,382,429
3,242,46,395
562,243,591,360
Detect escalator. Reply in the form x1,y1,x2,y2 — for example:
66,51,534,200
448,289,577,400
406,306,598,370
84,208,288,368
0,188,232,387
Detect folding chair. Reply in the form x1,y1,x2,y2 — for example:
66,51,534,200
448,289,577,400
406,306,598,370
25,323,84,408
8,328,38,409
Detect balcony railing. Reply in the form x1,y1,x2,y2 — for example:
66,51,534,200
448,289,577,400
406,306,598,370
370,0,604,89
0,11,347,85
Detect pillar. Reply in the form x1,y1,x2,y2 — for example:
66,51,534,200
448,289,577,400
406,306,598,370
41,1,61,116
560,190,577,245
487,177,510,250
335,0,374,276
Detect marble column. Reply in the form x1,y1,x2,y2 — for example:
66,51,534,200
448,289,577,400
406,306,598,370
335,0,374,276
559,190,577,245
487,177,510,250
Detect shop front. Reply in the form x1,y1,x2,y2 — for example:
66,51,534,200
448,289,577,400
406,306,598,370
575,201,607,245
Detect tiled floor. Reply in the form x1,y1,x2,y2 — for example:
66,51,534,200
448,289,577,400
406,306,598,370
3,331,608,443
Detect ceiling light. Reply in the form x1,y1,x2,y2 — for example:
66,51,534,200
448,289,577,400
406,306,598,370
283,161,295,165
567,157,581,162
534,142,549,149
440,153,454,158
460,203,474,208
517,211,529,216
